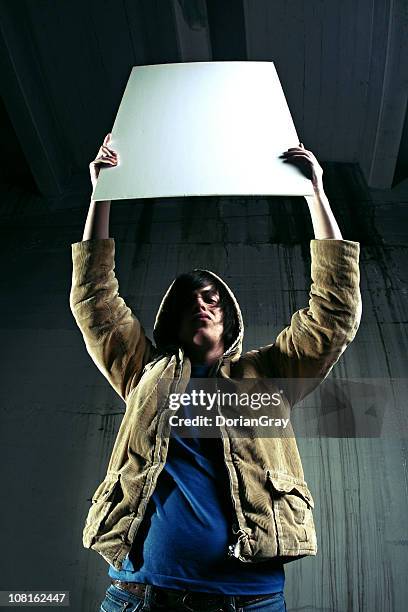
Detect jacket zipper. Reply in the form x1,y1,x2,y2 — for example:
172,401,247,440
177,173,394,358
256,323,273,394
126,354,184,545
221,423,248,559
212,361,247,560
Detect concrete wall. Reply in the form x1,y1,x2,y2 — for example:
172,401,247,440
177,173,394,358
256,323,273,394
0,164,407,611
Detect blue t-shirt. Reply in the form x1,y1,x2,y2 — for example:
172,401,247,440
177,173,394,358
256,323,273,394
109,363,285,594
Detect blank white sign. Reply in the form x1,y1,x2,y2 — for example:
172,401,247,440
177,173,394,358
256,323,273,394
92,61,315,201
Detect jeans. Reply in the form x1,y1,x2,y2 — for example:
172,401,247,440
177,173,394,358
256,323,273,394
99,583,287,612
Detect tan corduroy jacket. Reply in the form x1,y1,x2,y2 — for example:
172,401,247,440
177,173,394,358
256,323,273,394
69,238,362,571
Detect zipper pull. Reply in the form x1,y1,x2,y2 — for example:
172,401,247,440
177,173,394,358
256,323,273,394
228,540,241,559
228,529,248,559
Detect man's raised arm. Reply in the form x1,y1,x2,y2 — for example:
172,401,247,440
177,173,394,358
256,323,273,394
69,134,155,402
247,145,362,405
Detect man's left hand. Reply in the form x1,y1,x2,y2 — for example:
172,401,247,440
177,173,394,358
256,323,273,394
281,143,324,193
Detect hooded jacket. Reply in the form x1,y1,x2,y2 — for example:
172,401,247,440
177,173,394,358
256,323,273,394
69,237,361,571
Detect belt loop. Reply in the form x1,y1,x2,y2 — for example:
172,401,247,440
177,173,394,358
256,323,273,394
140,584,156,611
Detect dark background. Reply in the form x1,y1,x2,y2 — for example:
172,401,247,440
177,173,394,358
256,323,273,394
0,1,407,610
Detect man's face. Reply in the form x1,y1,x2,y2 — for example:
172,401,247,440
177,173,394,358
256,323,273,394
177,284,224,353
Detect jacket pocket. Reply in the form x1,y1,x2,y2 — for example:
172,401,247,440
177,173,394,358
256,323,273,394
83,471,121,548
266,470,316,553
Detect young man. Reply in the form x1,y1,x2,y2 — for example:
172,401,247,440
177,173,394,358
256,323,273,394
70,135,361,611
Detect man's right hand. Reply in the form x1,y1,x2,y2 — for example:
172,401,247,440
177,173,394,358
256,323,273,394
89,133,119,190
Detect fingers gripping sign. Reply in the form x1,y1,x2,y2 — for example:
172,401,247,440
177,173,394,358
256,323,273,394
89,133,120,190
280,142,323,192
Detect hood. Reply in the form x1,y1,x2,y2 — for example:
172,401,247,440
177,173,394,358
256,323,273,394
153,268,244,362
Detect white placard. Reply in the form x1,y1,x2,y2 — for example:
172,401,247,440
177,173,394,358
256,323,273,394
92,61,315,201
